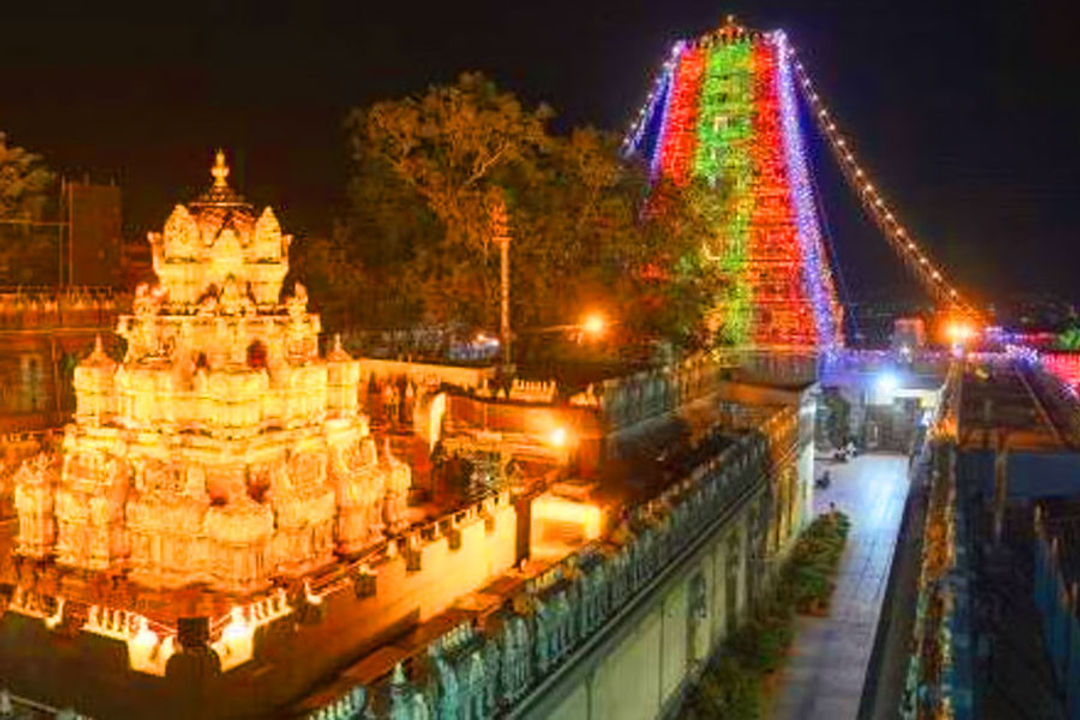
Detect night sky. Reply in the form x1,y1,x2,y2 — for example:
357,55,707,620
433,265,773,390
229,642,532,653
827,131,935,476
3,0,1077,306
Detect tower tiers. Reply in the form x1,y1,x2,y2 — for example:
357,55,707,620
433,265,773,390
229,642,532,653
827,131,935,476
626,21,844,349
14,152,411,594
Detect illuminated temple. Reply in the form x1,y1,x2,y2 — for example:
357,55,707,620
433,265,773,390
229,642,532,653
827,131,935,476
14,152,409,591
0,152,817,720
623,19,844,350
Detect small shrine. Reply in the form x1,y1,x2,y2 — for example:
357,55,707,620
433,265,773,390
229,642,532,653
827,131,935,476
13,151,410,593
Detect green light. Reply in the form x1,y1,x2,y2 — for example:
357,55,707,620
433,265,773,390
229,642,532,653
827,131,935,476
692,39,754,345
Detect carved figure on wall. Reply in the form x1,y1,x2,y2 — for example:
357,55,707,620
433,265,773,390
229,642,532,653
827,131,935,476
384,383,399,428
219,276,253,316
133,284,158,318
333,439,387,554
163,204,199,255
286,282,308,321
12,454,59,557
197,287,219,316
381,438,411,534
253,207,283,261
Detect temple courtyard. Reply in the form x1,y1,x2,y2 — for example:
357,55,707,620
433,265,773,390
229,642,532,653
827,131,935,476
770,453,912,720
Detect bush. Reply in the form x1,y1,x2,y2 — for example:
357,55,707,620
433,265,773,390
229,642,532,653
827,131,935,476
783,510,849,613
687,655,763,720
679,510,851,717
754,616,794,673
788,564,832,613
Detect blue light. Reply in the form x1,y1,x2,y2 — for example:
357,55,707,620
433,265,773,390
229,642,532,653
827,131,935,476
876,371,899,393
774,31,841,348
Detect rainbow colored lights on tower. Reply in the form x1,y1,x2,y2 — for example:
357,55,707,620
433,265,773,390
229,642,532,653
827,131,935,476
625,20,843,349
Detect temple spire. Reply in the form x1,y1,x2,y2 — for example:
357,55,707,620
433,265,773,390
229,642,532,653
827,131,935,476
193,148,246,206
211,149,230,189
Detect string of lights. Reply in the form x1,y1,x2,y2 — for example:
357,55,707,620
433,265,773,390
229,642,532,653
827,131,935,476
773,31,843,347
786,42,983,322
656,44,706,184
698,39,753,345
623,18,984,341
748,35,821,347
628,20,845,349
624,43,680,166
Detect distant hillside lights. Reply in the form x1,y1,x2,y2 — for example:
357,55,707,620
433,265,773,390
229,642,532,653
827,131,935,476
12,151,411,593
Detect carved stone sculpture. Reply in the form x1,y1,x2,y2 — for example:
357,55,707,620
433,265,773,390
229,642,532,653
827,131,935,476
13,454,59,557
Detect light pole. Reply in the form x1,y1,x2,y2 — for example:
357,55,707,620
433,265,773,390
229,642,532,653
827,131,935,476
489,193,512,367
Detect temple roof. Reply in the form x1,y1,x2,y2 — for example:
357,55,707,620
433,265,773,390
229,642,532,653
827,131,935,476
146,150,293,308
188,150,257,237
190,149,252,209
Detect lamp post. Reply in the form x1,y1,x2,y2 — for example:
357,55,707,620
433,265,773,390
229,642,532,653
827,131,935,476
489,193,511,368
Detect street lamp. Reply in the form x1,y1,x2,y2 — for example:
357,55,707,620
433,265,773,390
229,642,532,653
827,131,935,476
516,312,614,341
945,320,976,346
489,192,512,367
581,312,606,339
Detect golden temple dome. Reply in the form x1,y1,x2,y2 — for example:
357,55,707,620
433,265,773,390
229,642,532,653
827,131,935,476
191,149,252,209
147,150,292,308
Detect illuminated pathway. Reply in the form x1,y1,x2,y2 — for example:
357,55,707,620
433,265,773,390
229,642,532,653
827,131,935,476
770,453,911,720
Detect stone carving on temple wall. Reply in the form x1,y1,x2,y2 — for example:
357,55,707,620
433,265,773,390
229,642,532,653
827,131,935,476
271,452,336,575
127,465,210,587
163,204,198,255
332,438,389,555
382,439,411,534
218,276,255,317
11,152,412,594
13,453,59,557
54,450,130,570
253,207,285,262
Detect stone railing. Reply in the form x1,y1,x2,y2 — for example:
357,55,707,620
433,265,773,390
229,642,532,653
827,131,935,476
304,431,771,719
589,352,725,431
357,358,497,395
507,379,557,404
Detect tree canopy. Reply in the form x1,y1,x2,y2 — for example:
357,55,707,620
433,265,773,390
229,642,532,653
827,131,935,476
297,73,733,361
0,132,57,285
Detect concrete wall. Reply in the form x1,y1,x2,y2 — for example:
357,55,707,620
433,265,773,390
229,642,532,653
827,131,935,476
514,507,753,720
0,494,520,720
0,289,124,433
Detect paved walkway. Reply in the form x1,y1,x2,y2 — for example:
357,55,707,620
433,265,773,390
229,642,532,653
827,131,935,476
770,453,911,720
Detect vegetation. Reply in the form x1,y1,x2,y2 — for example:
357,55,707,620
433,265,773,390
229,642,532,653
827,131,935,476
682,511,851,720
1055,325,1080,351
290,73,732,359
821,388,851,448
785,510,851,614
0,132,57,285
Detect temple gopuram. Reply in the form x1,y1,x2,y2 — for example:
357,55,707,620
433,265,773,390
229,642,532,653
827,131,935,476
0,154,817,720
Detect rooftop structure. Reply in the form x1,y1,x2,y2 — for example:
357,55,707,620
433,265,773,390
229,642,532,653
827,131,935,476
957,357,1075,453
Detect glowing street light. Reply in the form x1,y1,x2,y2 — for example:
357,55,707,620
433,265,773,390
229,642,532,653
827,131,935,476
876,371,899,393
581,312,606,338
549,427,568,449
946,321,976,345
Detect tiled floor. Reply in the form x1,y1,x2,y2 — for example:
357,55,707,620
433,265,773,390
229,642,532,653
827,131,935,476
770,453,911,720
